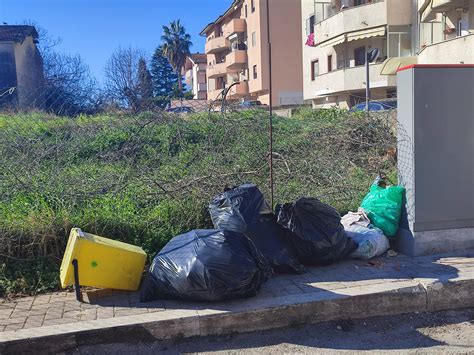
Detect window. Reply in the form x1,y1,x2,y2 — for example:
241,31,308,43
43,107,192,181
354,47,366,66
251,0,255,13
457,18,468,37
245,4,248,18
305,15,316,36
315,2,334,23
327,55,333,72
253,65,258,79
354,0,366,6
217,77,226,89
388,25,412,57
311,60,319,81
251,31,257,47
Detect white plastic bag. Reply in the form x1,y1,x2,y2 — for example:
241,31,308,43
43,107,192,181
345,224,390,260
341,208,370,229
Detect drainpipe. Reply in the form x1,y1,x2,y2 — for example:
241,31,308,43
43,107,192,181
365,52,370,112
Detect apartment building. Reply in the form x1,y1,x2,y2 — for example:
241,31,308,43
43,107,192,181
200,0,304,106
183,54,208,100
417,0,474,64
302,0,412,109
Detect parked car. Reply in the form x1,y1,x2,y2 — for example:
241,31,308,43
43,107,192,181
166,106,194,114
350,99,397,112
239,100,265,109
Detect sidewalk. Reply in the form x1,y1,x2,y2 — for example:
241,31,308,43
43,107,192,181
1,251,474,353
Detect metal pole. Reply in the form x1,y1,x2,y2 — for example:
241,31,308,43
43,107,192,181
266,0,274,209
365,53,370,112
72,259,83,302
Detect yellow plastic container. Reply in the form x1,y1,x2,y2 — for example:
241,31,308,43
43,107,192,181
60,228,147,291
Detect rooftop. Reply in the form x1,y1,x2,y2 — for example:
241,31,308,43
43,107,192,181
200,0,242,36
190,53,207,64
0,25,39,43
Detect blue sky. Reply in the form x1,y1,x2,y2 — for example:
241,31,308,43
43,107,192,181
0,0,230,83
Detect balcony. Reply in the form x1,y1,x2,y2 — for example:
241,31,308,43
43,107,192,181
421,0,468,22
314,0,411,46
208,88,225,101
418,34,474,64
226,50,247,70
207,62,228,79
223,18,246,38
205,36,230,54
227,81,249,98
307,63,396,98
198,83,207,92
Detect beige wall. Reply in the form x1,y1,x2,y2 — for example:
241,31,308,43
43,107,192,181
203,0,303,106
264,0,304,106
302,0,410,108
0,36,44,110
244,0,265,97
14,36,44,109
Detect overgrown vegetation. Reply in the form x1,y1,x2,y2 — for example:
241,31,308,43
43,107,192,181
0,109,397,297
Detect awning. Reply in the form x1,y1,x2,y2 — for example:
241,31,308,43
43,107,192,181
420,0,467,22
319,34,346,48
421,8,436,22
347,26,386,42
432,0,467,11
380,56,418,75
421,0,436,22
418,0,432,12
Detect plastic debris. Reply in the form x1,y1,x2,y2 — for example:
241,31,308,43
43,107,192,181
345,224,390,260
209,183,271,234
387,250,398,257
360,176,405,237
246,214,306,274
140,229,272,302
276,197,357,265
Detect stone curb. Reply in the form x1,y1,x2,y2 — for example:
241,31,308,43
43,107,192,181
1,277,473,353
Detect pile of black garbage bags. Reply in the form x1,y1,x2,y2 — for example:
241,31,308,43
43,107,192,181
140,183,358,303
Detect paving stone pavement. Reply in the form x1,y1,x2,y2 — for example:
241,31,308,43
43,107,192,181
1,251,473,336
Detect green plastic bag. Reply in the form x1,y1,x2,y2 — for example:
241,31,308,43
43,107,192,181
360,183,405,237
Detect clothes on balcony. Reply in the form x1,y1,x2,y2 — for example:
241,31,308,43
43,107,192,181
305,32,316,47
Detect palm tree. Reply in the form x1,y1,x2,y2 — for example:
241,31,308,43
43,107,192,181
161,20,192,95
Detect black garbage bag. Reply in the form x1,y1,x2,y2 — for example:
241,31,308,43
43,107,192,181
209,183,271,233
246,214,306,274
140,229,273,302
276,198,357,265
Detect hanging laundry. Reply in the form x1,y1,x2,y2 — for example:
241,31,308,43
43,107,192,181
305,33,316,47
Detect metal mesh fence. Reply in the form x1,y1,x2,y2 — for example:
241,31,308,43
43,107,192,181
0,86,403,294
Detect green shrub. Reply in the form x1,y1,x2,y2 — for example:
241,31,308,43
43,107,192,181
0,109,396,296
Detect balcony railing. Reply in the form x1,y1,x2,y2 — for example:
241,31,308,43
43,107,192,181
207,62,228,78
208,88,225,101
205,36,230,54
309,63,396,97
418,33,474,64
223,18,246,38
226,50,247,70
227,81,249,98
313,0,410,46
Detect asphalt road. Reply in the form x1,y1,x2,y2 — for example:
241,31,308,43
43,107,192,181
73,308,474,354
